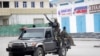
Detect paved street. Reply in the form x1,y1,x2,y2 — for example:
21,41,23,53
0,37,100,56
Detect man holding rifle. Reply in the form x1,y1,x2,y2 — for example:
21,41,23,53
44,14,75,47
44,14,60,38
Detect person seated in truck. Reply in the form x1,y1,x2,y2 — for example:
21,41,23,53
60,27,75,46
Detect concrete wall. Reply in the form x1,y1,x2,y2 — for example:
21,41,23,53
9,14,57,25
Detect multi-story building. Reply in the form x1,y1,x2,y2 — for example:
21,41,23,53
56,0,100,33
0,0,57,25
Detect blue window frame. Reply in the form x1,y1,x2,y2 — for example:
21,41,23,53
14,1,18,8
40,1,44,8
23,1,27,8
31,1,35,8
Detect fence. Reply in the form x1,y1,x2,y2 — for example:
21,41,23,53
1,24,99,38
0,24,48,37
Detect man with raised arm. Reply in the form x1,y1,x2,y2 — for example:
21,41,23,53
44,14,60,37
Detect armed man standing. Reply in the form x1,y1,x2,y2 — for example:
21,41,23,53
44,14,60,38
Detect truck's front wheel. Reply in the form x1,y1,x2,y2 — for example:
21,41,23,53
32,47,45,56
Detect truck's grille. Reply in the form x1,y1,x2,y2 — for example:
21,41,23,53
11,43,25,52
11,47,25,52
12,43,25,48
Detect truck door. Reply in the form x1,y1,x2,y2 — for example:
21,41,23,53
44,30,57,51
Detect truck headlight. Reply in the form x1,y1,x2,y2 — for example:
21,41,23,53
27,42,37,47
8,43,13,47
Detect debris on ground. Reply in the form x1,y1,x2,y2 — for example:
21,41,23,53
94,45,100,47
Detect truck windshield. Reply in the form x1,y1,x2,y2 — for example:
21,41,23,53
20,29,44,39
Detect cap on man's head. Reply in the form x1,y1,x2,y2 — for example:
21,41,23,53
54,19,57,21
63,26,66,30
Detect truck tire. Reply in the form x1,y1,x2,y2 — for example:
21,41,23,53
58,41,67,56
9,53,13,56
32,47,45,56
9,53,24,56
58,46,67,56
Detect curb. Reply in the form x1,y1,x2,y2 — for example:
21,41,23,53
73,38,100,41
94,45,100,47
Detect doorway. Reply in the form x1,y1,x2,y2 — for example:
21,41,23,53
76,15,86,33
61,17,70,33
94,13,100,32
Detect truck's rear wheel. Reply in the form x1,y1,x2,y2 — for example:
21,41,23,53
58,46,67,56
32,47,45,56
58,41,67,56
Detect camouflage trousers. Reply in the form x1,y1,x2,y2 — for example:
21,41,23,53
67,36,75,46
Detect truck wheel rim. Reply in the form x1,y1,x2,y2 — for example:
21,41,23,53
60,42,63,47
62,47,65,56
38,50,43,56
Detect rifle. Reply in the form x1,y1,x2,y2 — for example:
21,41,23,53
44,14,53,23
44,14,54,27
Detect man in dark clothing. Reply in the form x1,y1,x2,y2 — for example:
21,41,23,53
44,14,59,28
60,27,75,46
44,14,60,37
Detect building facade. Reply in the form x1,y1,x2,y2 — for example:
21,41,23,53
57,0,100,33
0,0,57,25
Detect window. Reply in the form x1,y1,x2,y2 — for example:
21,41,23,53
14,1,19,8
0,2,2,8
34,18,44,24
75,0,84,3
23,1,27,8
3,1,9,8
49,3,53,8
40,1,44,8
60,3,68,6
21,29,44,39
3,19,8,25
45,31,52,38
31,1,35,8
0,19,8,25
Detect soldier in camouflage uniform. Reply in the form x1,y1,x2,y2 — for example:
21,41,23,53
44,14,62,48
60,27,75,46
44,14,60,37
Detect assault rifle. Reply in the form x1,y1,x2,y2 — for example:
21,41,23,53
44,14,54,28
